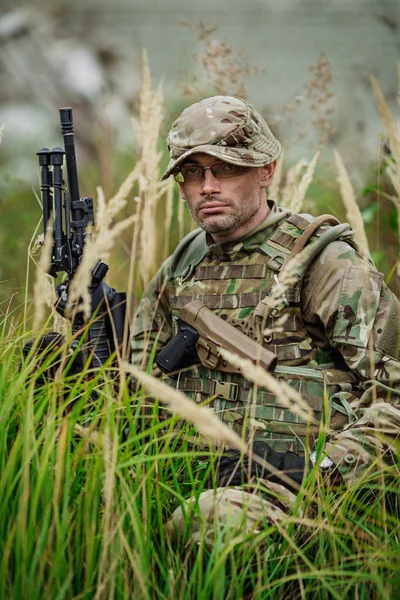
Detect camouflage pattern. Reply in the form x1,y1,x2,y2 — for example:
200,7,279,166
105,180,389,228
166,481,298,549
131,200,400,486
160,96,281,181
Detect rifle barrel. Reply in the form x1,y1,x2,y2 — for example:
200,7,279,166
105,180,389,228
59,108,85,254
59,108,80,202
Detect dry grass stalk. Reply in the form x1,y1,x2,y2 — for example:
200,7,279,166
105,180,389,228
67,177,138,320
95,424,119,600
334,149,370,256
262,313,289,338
281,158,309,209
251,249,308,338
95,185,107,223
386,162,400,275
0,125,4,146
124,362,247,452
280,242,319,284
386,162,400,200
101,167,140,227
271,54,335,149
131,50,165,289
288,152,320,214
371,73,400,276
74,423,103,446
52,312,71,336
163,177,175,257
371,75,400,166
218,349,315,424
178,21,262,99
261,243,319,330
33,219,56,330
178,195,185,242
268,149,285,202
398,62,400,106
24,200,45,332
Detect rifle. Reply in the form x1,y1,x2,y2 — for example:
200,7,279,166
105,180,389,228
36,108,129,369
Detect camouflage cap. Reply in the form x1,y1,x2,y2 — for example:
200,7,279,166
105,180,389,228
161,95,281,181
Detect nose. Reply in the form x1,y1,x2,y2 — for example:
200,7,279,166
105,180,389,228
199,168,221,196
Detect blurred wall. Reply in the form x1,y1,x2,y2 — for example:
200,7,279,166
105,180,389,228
1,0,399,182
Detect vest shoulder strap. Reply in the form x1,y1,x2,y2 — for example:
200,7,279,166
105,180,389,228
168,228,208,279
259,212,356,277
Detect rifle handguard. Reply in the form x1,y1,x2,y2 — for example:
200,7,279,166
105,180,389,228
179,300,277,374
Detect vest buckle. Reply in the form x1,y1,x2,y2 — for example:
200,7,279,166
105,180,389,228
213,380,238,401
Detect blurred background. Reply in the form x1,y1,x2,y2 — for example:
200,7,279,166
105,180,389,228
1,0,399,319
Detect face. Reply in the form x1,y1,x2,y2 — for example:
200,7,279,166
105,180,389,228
178,153,276,243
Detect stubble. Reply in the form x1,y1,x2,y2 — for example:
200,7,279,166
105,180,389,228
188,182,262,235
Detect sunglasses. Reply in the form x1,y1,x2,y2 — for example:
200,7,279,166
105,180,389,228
174,161,249,183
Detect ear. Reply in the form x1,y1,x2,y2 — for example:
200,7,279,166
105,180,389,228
260,161,277,188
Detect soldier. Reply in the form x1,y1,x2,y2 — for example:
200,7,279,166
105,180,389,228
131,95,400,544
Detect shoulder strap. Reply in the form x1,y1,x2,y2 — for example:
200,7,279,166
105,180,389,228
259,212,355,276
287,214,340,260
253,214,355,323
288,221,355,279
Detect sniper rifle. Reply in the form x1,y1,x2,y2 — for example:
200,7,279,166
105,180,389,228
36,108,128,369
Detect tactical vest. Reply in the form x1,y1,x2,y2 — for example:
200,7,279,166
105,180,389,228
164,211,360,453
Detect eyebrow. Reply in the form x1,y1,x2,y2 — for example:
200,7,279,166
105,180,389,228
182,158,224,167
182,158,202,166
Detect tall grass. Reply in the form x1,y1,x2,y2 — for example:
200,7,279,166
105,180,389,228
1,322,399,599
1,63,399,599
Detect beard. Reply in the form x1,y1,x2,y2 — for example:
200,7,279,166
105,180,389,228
188,188,262,235
194,211,242,234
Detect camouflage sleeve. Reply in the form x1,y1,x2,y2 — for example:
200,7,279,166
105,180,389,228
130,260,174,372
302,240,400,484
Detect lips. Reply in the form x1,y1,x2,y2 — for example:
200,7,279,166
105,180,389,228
199,203,229,214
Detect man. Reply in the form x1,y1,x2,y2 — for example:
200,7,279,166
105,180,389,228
131,95,400,542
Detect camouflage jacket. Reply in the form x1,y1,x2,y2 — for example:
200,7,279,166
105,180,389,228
131,201,400,484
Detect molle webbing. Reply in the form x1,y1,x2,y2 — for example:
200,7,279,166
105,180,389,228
177,366,355,453
195,263,274,281
170,287,301,310
268,213,340,252
179,376,323,412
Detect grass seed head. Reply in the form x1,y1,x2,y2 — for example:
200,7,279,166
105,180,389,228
334,149,370,256
33,219,56,331
371,75,400,166
287,151,320,214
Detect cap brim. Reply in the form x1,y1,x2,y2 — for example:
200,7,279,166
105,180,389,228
160,144,279,181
